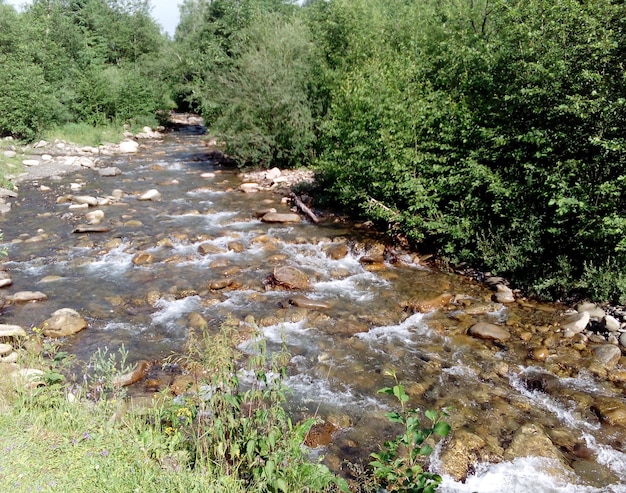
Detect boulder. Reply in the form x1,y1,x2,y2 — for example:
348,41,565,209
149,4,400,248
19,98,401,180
41,308,88,338
504,424,565,463
406,293,453,313
468,322,511,341
438,430,488,481
265,167,282,180
270,266,310,290
72,195,98,206
592,398,626,427
261,212,302,223
590,344,622,372
603,315,621,332
8,291,48,303
493,284,515,303
561,311,590,336
138,189,162,201
98,167,122,177
198,243,226,255
0,324,27,338
324,243,349,260
240,183,259,193
118,140,139,153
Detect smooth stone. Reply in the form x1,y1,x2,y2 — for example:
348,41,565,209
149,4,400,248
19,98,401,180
8,291,48,303
112,360,150,387
239,183,259,193
265,167,281,180
288,295,331,310
72,225,110,233
132,252,155,265
0,324,27,338
468,322,511,341
39,275,63,283
124,220,143,227
118,140,139,153
85,210,105,223
603,315,621,332
138,189,162,201
407,293,454,313
22,159,40,166
271,266,310,290
325,243,349,260
0,271,13,288
209,279,233,290
41,154,52,161
0,203,11,214
532,346,550,361
253,208,277,218
188,312,208,330
0,352,18,363
227,241,245,253
3,150,16,158
577,302,606,320
592,398,626,427
0,343,14,356
0,187,17,198
493,284,515,303
261,212,302,224
209,258,230,268
198,243,226,255
98,167,122,177
561,311,590,334
620,332,626,347
72,195,98,206
591,344,622,371
41,308,88,337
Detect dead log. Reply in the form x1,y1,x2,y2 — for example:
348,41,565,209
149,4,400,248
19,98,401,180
289,193,319,224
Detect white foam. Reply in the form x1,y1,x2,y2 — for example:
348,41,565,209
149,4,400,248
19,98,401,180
151,295,202,327
356,313,428,345
437,456,623,493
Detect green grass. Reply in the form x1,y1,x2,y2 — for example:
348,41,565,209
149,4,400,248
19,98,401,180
0,324,347,493
42,122,126,148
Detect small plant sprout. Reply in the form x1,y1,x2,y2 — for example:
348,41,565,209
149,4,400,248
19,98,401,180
370,370,451,493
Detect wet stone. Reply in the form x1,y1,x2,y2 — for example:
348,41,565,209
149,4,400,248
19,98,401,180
41,308,88,338
590,345,622,372
261,212,302,223
0,271,13,288
8,291,48,303
132,252,155,266
468,322,511,341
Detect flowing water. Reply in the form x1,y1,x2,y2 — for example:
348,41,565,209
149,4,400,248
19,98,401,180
1,121,625,492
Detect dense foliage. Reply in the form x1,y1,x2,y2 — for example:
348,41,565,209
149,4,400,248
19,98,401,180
172,0,626,302
0,0,173,139
3,0,625,301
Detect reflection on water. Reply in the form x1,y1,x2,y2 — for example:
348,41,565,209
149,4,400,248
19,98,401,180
1,125,625,492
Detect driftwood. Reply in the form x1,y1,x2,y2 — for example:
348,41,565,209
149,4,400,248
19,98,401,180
289,193,319,224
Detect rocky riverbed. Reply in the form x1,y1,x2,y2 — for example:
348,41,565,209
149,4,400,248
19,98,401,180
0,115,625,492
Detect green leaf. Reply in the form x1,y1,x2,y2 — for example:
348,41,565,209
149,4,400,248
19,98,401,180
424,409,438,422
433,421,451,437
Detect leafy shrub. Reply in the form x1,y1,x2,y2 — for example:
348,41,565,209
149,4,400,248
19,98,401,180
370,371,450,493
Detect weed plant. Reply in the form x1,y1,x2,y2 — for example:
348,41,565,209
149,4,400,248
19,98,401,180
370,371,450,493
0,320,346,492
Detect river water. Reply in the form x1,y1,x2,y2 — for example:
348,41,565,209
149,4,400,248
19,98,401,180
1,121,625,492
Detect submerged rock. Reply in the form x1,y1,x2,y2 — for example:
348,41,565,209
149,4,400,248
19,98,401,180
8,291,48,303
468,322,511,341
268,266,310,290
261,212,302,223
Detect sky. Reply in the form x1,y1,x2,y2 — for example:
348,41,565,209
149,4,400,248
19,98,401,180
5,0,183,37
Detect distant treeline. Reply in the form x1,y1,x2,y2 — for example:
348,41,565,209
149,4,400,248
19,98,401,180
3,0,626,302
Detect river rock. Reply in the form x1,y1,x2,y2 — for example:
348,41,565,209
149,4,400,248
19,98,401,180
261,212,302,223
209,258,230,268
138,189,162,201
41,308,88,337
620,332,626,347
324,243,349,260
119,140,139,153
98,167,122,177
85,210,105,223
22,159,40,166
0,343,14,356
0,271,13,288
438,430,488,481
288,295,331,310
0,203,11,214
188,312,208,330
208,279,233,290
603,315,621,332
8,291,48,303
73,195,98,206
407,293,453,313
3,150,16,158
198,243,225,255
270,266,310,290
132,252,155,265
468,322,511,341
227,241,244,253
240,183,259,193
112,360,151,387
303,421,337,447
0,324,27,338
493,284,515,303
592,398,626,427
265,167,282,180
590,344,622,371
561,311,590,336
504,424,565,463
0,187,18,198
1,352,18,363
577,302,605,320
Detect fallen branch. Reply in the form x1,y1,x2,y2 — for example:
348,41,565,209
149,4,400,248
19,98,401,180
290,193,319,224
